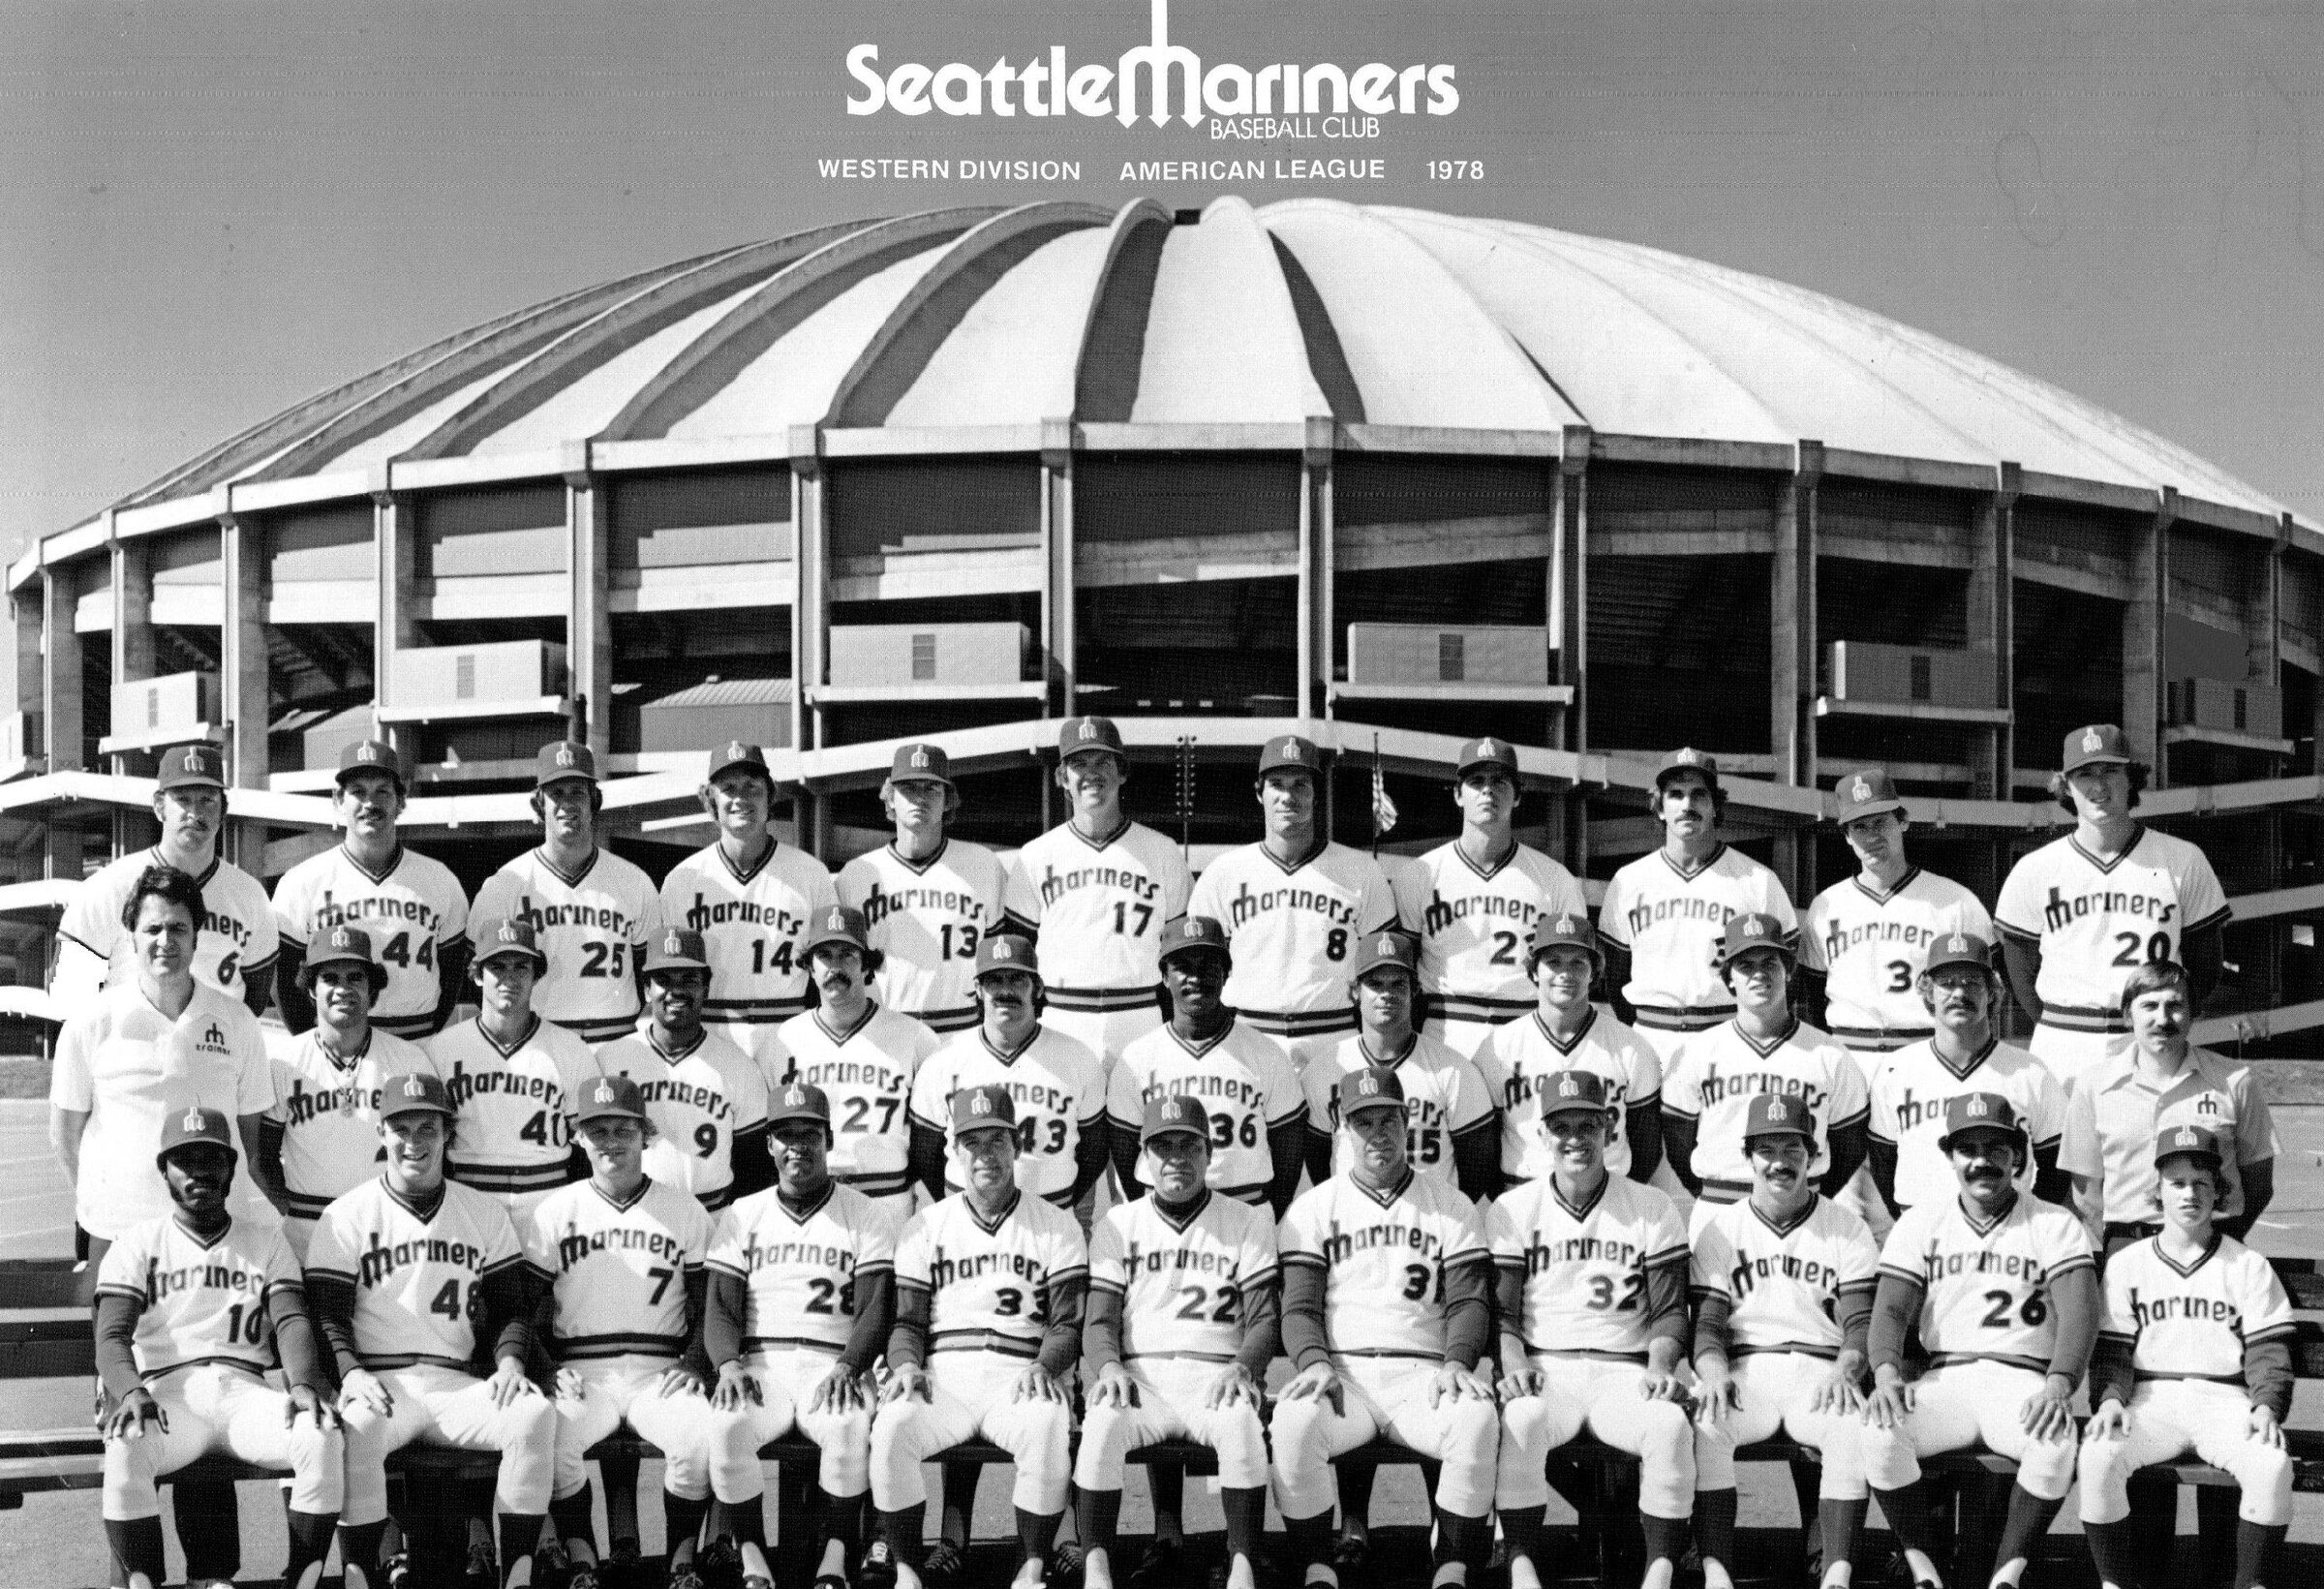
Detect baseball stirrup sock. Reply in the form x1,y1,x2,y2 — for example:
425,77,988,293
2083,1515,2139,1589
1072,1483,1123,1560
551,1480,598,1558
1988,1482,2064,1585
1639,1512,1690,1568
498,1511,546,1585
1283,1510,1336,1579
1220,1485,1268,1564
1695,1486,1740,1576
663,1489,711,1562
1817,1496,1868,1587
1496,1503,1546,1585
337,1519,392,1589
283,1506,340,1589
2234,1518,2288,1589
1147,1462,1186,1545
879,1502,928,1570
1015,1505,1062,1567
1872,1480,1943,1559
104,1515,167,1589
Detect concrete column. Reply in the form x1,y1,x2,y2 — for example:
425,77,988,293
788,426,828,859
372,482,418,755
217,509,269,871
2125,489,2170,784
1041,417,1075,718
1769,442,1821,904
566,457,612,765
110,535,154,772
42,567,82,777
1557,424,1592,879
1968,468,2018,801
1301,415,1334,724
15,590,44,764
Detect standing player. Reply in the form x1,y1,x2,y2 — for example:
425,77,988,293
1187,735,1397,1076
1859,1094,2098,1589
1995,724,2232,1091
1074,1095,1278,1589
1392,737,1587,1056
661,742,834,1068
2077,1125,2295,1589
1489,1072,1694,1589
1472,913,1665,1188
272,738,472,1037
94,1106,343,1589
840,744,1008,1036
52,741,278,1015
472,741,662,1047
1003,717,1192,1067
868,1089,1087,1589
1688,1096,1880,1589
1595,749,1795,1062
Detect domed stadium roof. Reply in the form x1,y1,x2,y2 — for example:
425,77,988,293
107,195,2284,520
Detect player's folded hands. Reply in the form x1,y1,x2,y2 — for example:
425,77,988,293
286,1384,341,1431
882,1365,933,1406
712,1361,763,1411
2019,1378,2074,1443
556,1366,589,1401
1281,1361,1345,1414
2249,1404,2285,1450
1639,1368,1689,1405
657,1361,710,1400
1013,1365,1065,1404
1692,1362,1737,1429
2083,1401,2129,1443
1088,1364,1140,1409
104,1387,168,1442
339,1368,394,1419
1496,1364,1545,1403
1810,1362,1865,1419
807,1364,865,1415
1860,1376,1912,1429
1206,1365,1260,1410
1430,1362,1492,1406
488,1360,540,1409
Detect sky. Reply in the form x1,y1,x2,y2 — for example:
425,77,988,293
6,0,2323,564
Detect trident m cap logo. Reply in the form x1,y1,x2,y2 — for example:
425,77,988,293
1851,777,1872,802
1375,933,1396,955
333,928,353,949
910,746,931,769
499,922,522,942
1676,748,1699,764
1359,1072,1381,1096
2082,728,2105,753
1966,1096,1989,1117
993,938,1016,960
786,1085,808,1108
1478,738,1497,757
1948,933,1970,954
181,1105,205,1132
2175,1126,2200,1147
594,1081,616,1104
828,908,845,930
1556,915,1581,934
555,743,578,768
1078,719,1098,741
664,932,683,954
971,1089,994,1114
1558,1074,1581,1097
403,1075,426,1097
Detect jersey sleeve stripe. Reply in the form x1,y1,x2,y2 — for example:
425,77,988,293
305,1264,358,1285
1992,919,2039,942
479,1254,528,1279
1876,1263,1926,1288
1827,1107,1871,1129
1645,1245,1690,1269
2186,903,2233,933
2246,1321,2298,1345
1281,1251,1329,1271
1238,1263,1280,1290
1662,1104,1700,1122
705,1258,749,1280
92,1282,146,1304
1041,1264,1089,1288
2044,1253,2095,1280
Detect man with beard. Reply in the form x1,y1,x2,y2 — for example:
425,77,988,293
840,744,1008,1038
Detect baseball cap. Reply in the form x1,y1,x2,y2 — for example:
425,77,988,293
2154,1122,2225,1171
1352,928,1419,983
1529,912,1603,965
2062,723,2133,775
156,1103,236,1169
1833,768,1906,825
707,740,771,785
1454,736,1519,780
951,1085,1018,1135
803,904,871,958
1057,716,1126,760
156,742,227,792
1741,1093,1816,1144
1654,747,1720,791
889,743,955,785
381,1070,456,1120
1257,734,1322,779
643,927,712,976
1157,915,1231,968
339,738,410,788
767,1080,833,1130
535,740,598,786
1715,912,1793,968
472,915,549,973
1539,1068,1611,1121
1336,1065,1406,1120
1924,932,1994,979
305,925,382,979
574,1074,649,1128
974,932,1041,980
1141,1094,1211,1146
1936,1091,2022,1152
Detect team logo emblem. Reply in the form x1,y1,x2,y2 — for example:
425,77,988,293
1558,1074,1581,1098
403,1075,426,1097
910,746,931,769
2198,1095,2219,1115
555,743,578,769
200,1022,228,1051
1851,777,1872,803
594,1081,616,1104
499,922,522,943
2175,1126,2200,1147
1479,739,1498,758
1676,748,1699,764
333,928,353,950
786,1085,809,1108
1078,720,1098,742
2082,729,2105,754
1966,1096,1989,1117
1376,933,1396,956
993,939,1015,961
1556,915,1581,934
971,1089,994,1115
181,1106,206,1132
1359,1073,1382,1097
1948,933,1970,954
726,741,748,760
664,932,682,955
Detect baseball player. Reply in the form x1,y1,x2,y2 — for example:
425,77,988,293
426,916,598,1223
527,1075,720,1589
703,1081,899,1589
1002,716,1192,1066
593,928,773,1212
1187,734,1398,1075
1391,736,1588,1056
760,904,941,1218
866,1088,1087,1589
1863,932,2067,1222
255,925,444,1259
2078,1125,2295,1589
1661,913,1869,1225
1273,1066,1499,1589
840,743,1009,1036
660,741,836,1067
1689,1095,1881,1589
471,741,662,1047
1074,1095,1278,1589
307,1071,558,1589
1489,1070,1693,1589
1594,749,1796,1063
1302,927,1498,1200
1859,1092,2098,1589
271,738,472,1038
1995,724,2232,1090
1472,912,1665,1188
1110,917,1305,1213
52,741,278,1015
94,1105,342,1589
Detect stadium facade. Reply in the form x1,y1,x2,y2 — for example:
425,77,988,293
4,196,2318,1045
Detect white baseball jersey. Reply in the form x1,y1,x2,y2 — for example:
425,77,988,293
1690,1194,1880,1360
1994,825,2232,1034
1799,870,1993,1040
1663,1019,1870,1193
1473,1008,1664,1181
912,1024,1106,1205
1278,1170,1489,1361
306,1176,528,1370
271,844,472,1037
51,981,275,1239
1187,840,1396,1021
706,1181,900,1357
1003,819,1192,1005
2096,1234,2296,1385
768,1005,941,1202
267,1027,444,1220
1876,1193,2095,1373
1303,1030,1495,1187
1486,1174,1688,1360
57,847,280,1003
1089,1190,1279,1365
1393,840,1589,1021
1865,1037,2067,1211
95,1212,305,1380
894,1191,1087,1361
1111,1019,1307,1205
525,1177,715,1361
591,1027,769,1210
425,1015,598,1204
660,840,836,1037
839,840,1008,1032
472,847,663,1045
1596,845,1797,1025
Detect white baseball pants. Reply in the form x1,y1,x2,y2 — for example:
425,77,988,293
1858,1360,2076,1501
1073,1357,1269,1492
870,1353,1072,1514
104,1363,343,1520
1269,1357,1499,1522
339,1363,558,1525
2078,1379,2292,1526
708,1347,874,1502
1497,1354,1695,1520
552,1355,719,1502
1692,1352,1866,1497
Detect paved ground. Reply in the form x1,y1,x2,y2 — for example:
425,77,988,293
7,1098,2324,1585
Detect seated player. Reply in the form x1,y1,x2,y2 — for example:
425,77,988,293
1490,1071,1694,1589
1273,1067,1499,1589
703,1082,900,1589
95,1106,343,1589
307,1072,558,1589
1074,1095,1278,1589
2079,1124,2295,1589
528,1077,719,1589
867,1088,1087,1589
1689,1095,1879,1589
1859,1093,2098,1589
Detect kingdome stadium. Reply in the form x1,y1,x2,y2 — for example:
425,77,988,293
2,197,2318,1047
